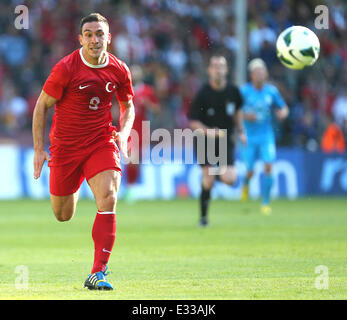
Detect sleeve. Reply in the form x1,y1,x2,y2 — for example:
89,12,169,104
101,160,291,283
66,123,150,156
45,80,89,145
188,89,204,121
42,60,69,101
116,62,135,102
272,86,286,109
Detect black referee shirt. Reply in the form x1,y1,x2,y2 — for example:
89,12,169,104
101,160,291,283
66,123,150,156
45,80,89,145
188,83,243,137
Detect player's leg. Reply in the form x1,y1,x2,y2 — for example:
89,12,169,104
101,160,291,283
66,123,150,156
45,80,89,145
85,169,120,290
260,163,273,215
50,191,80,222
49,160,85,222
83,142,121,290
242,169,254,199
218,141,238,185
88,169,120,271
263,162,273,203
195,136,216,227
218,165,237,185
240,140,257,201
88,169,121,212
260,137,276,215
199,165,216,227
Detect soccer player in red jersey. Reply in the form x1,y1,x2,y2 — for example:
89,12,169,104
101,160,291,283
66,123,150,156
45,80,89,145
124,64,160,202
32,13,135,290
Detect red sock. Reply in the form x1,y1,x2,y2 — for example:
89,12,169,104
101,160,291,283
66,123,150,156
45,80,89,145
91,211,116,274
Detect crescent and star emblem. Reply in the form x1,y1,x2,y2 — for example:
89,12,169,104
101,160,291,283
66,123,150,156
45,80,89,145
106,82,116,93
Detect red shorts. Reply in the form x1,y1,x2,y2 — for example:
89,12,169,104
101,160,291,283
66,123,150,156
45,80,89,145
49,140,121,196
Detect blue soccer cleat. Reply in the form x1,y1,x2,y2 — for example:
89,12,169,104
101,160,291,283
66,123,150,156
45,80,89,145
84,266,114,291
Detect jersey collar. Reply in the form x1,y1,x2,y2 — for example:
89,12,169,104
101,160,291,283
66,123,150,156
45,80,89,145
79,47,109,68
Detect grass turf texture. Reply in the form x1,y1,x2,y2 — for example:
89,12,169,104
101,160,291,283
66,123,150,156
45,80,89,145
0,198,346,300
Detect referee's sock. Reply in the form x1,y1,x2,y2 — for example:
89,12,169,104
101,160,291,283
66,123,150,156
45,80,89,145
200,187,211,220
91,210,116,274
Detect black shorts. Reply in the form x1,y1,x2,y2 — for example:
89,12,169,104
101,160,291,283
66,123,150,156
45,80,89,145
193,135,235,167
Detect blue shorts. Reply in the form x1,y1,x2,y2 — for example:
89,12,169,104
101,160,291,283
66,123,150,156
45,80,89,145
240,135,276,171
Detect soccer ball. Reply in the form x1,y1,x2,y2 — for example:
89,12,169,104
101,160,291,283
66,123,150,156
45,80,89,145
276,26,320,70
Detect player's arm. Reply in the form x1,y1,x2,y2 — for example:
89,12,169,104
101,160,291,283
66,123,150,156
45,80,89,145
275,105,289,121
114,99,135,158
234,109,247,145
189,120,225,138
190,119,210,135
273,86,289,121
243,112,257,122
32,90,57,179
234,86,247,144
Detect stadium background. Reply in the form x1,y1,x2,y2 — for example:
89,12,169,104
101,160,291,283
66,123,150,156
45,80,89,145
0,0,346,200
0,0,346,302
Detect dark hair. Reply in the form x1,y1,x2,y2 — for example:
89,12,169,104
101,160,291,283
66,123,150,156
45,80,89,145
208,54,227,66
79,13,109,34
208,49,228,65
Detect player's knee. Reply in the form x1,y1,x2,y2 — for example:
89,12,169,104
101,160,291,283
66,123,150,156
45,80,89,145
221,173,237,186
50,194,77,222
54,210,74,222
56,216,71,222
202,177,215,190
99,191,117,212
53,209,74,222
202,167,216,189
219,167,237,186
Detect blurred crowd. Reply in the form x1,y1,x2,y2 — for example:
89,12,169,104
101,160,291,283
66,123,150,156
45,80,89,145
0,0,346,152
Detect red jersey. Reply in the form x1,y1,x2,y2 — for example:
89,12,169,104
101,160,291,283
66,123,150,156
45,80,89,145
43,48,134,149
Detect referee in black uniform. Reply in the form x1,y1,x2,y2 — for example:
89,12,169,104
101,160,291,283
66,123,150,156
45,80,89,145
188,54,247,227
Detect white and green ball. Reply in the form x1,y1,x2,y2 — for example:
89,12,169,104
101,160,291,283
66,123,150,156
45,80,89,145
276,26,320,70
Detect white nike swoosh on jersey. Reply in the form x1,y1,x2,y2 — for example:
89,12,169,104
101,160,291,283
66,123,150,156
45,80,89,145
102,248,112,253
79,84,91,89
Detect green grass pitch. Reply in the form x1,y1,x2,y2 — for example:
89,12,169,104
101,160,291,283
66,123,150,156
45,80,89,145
0,198,346,300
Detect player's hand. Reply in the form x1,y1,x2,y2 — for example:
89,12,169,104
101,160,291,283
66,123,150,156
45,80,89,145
243,113,257,122
205,128,226,138
113,131,129,160
275,107,289,121
33,150,51,179
238,131,247,146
